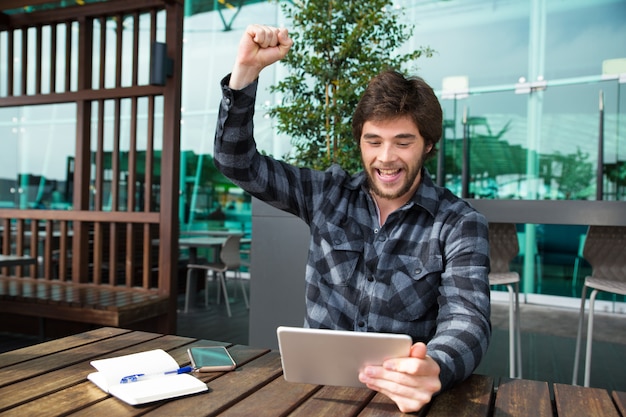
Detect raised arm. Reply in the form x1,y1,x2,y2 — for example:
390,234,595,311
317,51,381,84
229,24,293,90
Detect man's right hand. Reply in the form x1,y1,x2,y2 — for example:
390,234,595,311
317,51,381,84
229,24,293,90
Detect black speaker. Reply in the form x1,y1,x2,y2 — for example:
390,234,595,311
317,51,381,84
150,42,173,86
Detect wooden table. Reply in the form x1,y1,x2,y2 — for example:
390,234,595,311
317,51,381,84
1,327,624,416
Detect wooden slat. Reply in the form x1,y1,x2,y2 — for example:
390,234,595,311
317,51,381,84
125,223,134,286
424,374,493,417
20,27,27,95
554,383,621,417
0,327,131,369
493,378,551,417
93,222,103,284
49,22,57,92
218,374,321,417
612,391,626,416
0,210,160,223
35,24,42,94
108,222,118,284
64,20,71,92
290,386,375,417
358,392,404,417
43,220,54,279
58,220,69,281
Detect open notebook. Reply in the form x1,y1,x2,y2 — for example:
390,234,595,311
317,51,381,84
87,349,208,405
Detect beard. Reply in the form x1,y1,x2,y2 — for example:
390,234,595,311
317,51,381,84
365,159,424,201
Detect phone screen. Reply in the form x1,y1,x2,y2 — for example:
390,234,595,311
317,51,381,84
188,346,236,372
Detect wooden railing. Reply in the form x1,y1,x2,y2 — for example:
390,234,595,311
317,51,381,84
0,0,184,334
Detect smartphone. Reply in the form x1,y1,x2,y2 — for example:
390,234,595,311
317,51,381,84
187,346,236,372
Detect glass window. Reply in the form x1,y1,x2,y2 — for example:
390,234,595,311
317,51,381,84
0,104,75,209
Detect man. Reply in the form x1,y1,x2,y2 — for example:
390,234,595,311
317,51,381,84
214,24,491,413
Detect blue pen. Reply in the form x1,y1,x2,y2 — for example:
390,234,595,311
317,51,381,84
120,366,195,384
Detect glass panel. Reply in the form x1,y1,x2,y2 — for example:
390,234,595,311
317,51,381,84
540,80,617,201
0,104,75,209
88,96,164,212
433,90,530,199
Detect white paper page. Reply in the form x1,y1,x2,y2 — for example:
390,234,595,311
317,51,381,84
108,374,207,405
89,349,180,388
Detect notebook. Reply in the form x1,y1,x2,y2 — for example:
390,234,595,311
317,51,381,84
87,349,208,405
276,326,412,388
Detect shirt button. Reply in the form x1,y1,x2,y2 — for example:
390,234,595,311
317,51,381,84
224,97,231,105
358,321,365,328
373,228,379,234
334,239,342,245
378,235,386,242
414,268,422,275
367,275,374,282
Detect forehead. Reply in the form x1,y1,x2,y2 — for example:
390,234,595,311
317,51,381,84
362,116,420,136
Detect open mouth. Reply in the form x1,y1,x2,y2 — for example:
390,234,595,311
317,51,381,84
376,168,403,183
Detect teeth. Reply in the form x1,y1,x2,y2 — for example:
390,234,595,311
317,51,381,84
378,169,399,176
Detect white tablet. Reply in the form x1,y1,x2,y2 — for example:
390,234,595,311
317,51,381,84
276,326,412,388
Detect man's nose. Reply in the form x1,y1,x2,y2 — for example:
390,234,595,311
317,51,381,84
378,143,396,162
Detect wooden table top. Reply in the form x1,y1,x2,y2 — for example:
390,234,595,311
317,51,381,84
0,327,624,416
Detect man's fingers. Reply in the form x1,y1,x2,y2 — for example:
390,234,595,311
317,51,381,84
276,27,294,52
410,342,427,359
246,24,287,49
252,27,277,48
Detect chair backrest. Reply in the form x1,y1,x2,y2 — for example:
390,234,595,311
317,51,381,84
488,223,520,274
583,226,626,281
220,235,242,269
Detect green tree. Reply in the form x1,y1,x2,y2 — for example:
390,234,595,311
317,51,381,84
269,0,433,173
552,148,594,199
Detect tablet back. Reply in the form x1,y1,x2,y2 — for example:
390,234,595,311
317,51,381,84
276,326,412,388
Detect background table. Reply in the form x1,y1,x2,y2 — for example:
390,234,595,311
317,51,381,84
0,327,624,416
0,254,37,268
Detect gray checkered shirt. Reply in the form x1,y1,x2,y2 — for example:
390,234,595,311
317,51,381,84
214,75,491,391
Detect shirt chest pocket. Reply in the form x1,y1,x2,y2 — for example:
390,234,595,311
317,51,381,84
383,255,444,321
317,224,364,287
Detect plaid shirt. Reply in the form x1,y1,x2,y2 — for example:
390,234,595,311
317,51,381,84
214,75,491,391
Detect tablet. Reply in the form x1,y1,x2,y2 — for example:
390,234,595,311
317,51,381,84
276,326,412,388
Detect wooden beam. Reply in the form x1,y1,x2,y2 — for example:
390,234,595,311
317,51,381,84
0,0,60,11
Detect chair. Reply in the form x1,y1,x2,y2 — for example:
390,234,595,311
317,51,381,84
184,234,249,317
572,226,626,387
488,222,522,379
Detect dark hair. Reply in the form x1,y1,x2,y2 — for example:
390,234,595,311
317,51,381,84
352,70,442,161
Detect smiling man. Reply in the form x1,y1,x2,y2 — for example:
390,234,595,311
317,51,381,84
213,24,491,413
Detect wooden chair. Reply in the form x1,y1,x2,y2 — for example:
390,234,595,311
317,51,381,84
488,222,522,378
572,225,626,387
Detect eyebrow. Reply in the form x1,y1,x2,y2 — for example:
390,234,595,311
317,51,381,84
362,133,418,139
